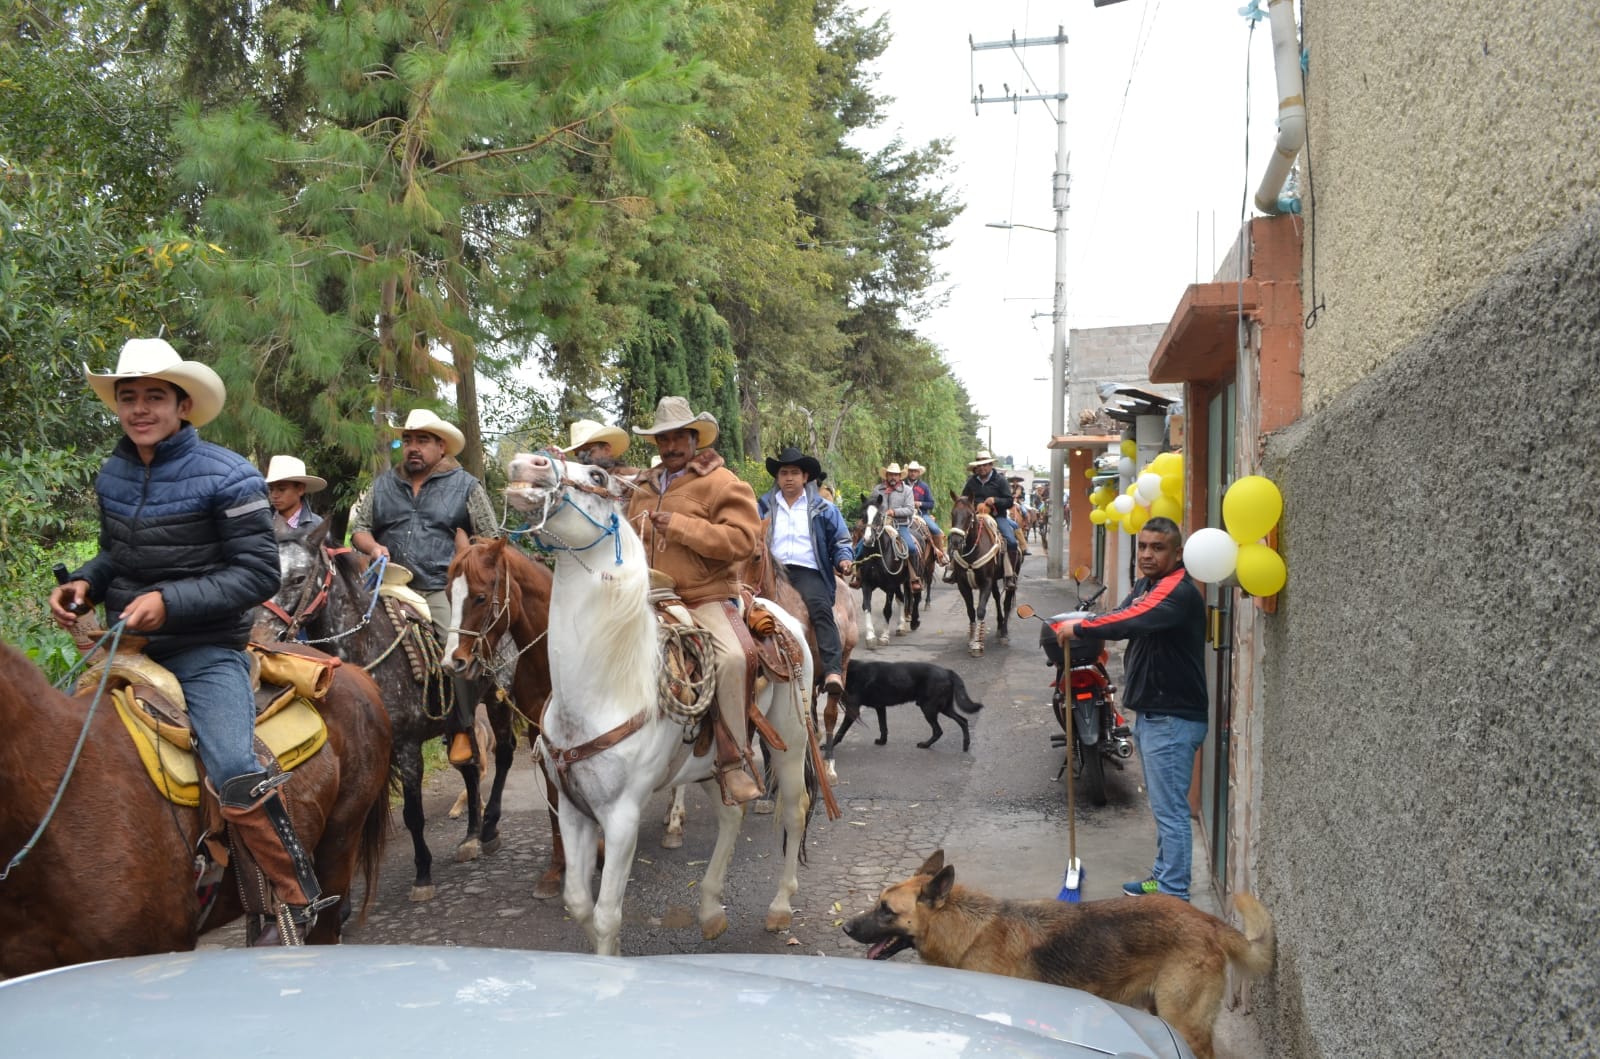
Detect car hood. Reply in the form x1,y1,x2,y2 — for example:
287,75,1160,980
0,946,1192,1058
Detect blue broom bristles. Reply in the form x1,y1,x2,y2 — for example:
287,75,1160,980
1057,857,1083,902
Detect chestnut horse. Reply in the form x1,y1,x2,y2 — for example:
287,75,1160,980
262,521,511,902
947,494,1015,656
442,535,566,901
0,640,391,977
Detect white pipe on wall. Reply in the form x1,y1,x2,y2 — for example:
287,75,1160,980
1253,0,1306,215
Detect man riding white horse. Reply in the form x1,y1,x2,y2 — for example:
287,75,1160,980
625,396,764,806
859,462,923,595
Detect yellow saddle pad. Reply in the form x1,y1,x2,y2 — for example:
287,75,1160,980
83,650,329,807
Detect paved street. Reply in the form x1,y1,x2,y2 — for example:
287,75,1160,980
209,545,1262,1055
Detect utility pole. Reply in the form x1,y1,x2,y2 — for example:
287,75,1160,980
971,27,1069,579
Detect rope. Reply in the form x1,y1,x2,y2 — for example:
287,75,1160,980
2,619,129,882
657,621,716,725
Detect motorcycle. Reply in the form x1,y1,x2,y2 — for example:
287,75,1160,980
1017,575,1134,807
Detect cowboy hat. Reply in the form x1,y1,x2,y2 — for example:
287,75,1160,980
561,419,630,458
84,338,226,428
400,408,465,457
765,446,826,483
264,455,328,493
882,462,905,475
632,395,718,449
906,461,926,472
967,450,996,469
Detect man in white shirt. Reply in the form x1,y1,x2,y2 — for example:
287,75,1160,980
757,447,854,696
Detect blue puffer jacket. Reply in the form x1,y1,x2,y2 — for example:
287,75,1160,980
758,483,854,604
73,426,281,658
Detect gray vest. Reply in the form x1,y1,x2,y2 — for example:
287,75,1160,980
368,466,478,591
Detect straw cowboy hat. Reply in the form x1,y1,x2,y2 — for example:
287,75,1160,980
84,338,226,428
967,450,996,469
882,462,906,475
264,455,328,493
765,446,826,483
632,396,719,449
906,461,926,473
401,408,465,457
561,419,630,458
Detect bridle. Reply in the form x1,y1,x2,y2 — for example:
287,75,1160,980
856,505,907,577
517,453,625,572
946,501,1002,585
450,546,544,686
263,545,385,646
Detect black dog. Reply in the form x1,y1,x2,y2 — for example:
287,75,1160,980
836,661,984,751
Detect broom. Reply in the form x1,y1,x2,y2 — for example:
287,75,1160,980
1057,665,1084,902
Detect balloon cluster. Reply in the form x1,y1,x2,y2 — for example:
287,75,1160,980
1183,476,1287,596
1085,446,1185,535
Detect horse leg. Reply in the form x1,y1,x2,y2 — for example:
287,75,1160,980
592,803,644,955
861,588,880,648
765,697,809,932
907,572,921,631
660,785,688,850
398,743,435,902
993,580,1011,645
558,805,602,951
478,706,515,856
453,758,483,862
533,767,566,900
697,793,745,941
822,688,843,782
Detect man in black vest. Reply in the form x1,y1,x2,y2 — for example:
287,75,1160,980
351,408,497,764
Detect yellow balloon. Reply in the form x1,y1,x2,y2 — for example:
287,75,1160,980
1125,506,1148,532
1160,473,1183,499
1235,543,1287,596
1222,475,1284,544
1119,439,1137,458
1084,467,1098,480
1149,452,1178,474
1150,496,1182,522
1088,508,1109,525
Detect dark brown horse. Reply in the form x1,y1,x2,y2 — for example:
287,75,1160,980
442,535,565,900
854,501,920,647
0,640,390,977
261,521,508,902
947,494,1015,657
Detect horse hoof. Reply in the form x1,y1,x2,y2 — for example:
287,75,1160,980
968,645,983,657
409,884,436,903
995,635,1009,645
702,912,730,941
481,836,502,856
894,628,908,637
532,870,563,901
765,909,793,932
752,798,775,816
874,737,888,747
825,761,838,783
455,838,482,863
660,830,684,850
868,638,883,650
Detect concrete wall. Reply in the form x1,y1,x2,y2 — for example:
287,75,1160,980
1067,323,1173,429
1299,3,1600,411
1258,158,1600,1059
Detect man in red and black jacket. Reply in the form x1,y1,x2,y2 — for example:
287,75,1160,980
1056,516,1207,901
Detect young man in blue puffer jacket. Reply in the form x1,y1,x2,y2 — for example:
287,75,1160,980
50,338,328,943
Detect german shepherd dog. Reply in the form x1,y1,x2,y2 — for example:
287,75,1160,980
835,660,984,751
843,851,1274,1059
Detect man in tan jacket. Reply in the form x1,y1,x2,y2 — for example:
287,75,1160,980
626,397,763,805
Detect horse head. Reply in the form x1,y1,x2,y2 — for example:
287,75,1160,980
445,533,516,677
505,451,627,554
257,519,334,640
860,503,884,546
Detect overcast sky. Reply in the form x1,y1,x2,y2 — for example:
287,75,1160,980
853,0,1288,471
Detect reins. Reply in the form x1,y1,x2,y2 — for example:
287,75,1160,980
518,458,625,572
2,619,130,883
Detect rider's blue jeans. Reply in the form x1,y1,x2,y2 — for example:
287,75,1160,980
1133,711,1209,901
854,523,921,561
996,516,1018,548
157,643,263,784
920,513,942,535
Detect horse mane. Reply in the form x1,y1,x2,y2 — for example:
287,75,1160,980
582,532,657,702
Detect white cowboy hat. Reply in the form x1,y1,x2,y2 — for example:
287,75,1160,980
632,396,719,449
264,455,328,493
906,461,926,472
561,419,630,458
968,450,996,469
883,462,905,475
400,408,465,457
84,338,226,428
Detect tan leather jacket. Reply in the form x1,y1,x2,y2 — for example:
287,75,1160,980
627,450,760,604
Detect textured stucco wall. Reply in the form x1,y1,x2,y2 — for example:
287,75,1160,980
1257,208,1600,1056
1299,2,1600,411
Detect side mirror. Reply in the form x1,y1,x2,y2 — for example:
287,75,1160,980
1015,603,1035,619
1071,564,1089,582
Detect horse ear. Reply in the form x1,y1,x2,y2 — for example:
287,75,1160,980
947,489,958,502
454,527,471,555
307,519,332,550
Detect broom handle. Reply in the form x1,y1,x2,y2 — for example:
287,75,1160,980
1064,667,1076,859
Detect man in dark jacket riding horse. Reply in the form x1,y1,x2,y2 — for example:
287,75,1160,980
50,338,327,943
960,451,1021,589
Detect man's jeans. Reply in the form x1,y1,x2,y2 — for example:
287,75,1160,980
158,644,261,784
1133,712,1209,901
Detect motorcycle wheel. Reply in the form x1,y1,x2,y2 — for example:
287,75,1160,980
1074,719,1108,807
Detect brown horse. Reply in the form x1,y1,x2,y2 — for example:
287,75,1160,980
0,640,391,977
947,494,1015,657
442,535,565,900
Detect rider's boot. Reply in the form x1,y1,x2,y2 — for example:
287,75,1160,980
1004,545,1020,589
216,771,335,946
448,674,479,766
931,530,950,566
712,711,761,806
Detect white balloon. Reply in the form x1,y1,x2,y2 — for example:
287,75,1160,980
1135,472,1163,504
1111,494,1136,515
1118,456,1136,479
1182,527,1239,582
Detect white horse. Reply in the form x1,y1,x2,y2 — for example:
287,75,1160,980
505,452,814,956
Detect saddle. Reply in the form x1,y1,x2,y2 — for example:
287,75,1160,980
79,644,335,808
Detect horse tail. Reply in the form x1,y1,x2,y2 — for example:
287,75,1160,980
952,673,984,714
352,763,396,927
